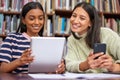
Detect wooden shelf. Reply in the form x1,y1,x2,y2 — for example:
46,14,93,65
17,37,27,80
99,12,120,18
0,11,20,15
47,11,55,16
55,9,72,18
54,33,70,37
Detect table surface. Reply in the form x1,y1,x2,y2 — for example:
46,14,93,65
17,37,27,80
0,73,120,80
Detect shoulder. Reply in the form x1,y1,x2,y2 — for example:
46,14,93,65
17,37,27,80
5,33,26,40
101,27,114,33
100,27,120,42
3,33,27,43
7,33,22,38
101,27,119,37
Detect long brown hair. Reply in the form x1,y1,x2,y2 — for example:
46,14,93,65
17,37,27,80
71,2,101,48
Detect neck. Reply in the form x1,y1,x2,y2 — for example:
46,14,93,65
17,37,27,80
26,32,39,37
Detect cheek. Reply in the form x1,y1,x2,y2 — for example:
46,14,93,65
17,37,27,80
81,20,90,26
41,20,44,26
25,20,33,26
70,17,74,23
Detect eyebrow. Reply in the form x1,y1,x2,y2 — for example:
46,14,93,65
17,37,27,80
28,14,44,17
72,12,87,18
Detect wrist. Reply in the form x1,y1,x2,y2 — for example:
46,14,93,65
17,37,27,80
79,60,89,71
109,63,120,72
15,59,23,66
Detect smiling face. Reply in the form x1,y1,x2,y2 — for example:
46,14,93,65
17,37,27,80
22,8,44,37
70,7,91,35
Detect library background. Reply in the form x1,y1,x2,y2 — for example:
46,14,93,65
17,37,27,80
0,0,120,43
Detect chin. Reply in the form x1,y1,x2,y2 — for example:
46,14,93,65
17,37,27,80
71,30,79,33
33,30,39,32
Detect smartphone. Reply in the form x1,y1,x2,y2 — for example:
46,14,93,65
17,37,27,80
93,43,106,54
93,43,106,59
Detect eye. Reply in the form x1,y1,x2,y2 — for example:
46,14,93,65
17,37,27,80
80,17,86,20
71,14,76,18
29,17,34,20
39,16,44,20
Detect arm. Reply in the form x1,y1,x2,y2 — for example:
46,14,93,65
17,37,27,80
79,52,105,71
0,59,23,73
0,49,34,73
98,54,120,73
104,29,120,72
65,36,85,72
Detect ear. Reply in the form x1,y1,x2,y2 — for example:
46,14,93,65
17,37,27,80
22,17,25,25
88,21,92,27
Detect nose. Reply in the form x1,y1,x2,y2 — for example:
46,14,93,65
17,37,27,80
35,19,39,24
74,17,80,23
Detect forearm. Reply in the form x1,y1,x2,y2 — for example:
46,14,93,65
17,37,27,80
0,59,22,73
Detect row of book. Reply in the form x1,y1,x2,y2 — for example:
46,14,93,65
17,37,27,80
0,14,20,34
102,17,120,35
0,14,120,36
46,15,120,37
46,0,120,13
0,0,46,12
45,16,71,36
1,0,120,13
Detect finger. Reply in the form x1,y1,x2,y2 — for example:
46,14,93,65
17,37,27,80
61,59,65,63
93,52,104,59
56,67,65,74
90,64,98,69
100,59,114,69
56,63,65,74
89,52,94,57
22,49,28,56
100,62,111,69
20,55,34,64
88,58,101,69
90,61,101,69
28,56,34,61
100,54,112,61
20,57,29,64
22,49,31,57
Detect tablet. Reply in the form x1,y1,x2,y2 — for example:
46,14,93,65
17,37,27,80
28,37,66,73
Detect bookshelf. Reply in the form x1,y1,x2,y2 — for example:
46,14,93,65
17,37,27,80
52,0,120,37
0,0,120,39
0,11,20,38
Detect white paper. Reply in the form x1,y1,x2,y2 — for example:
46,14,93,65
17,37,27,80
64,72,120,79
29,72,120,79
29,74,65,79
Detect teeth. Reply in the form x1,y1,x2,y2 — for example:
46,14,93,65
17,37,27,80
33,26,39,29
73,25,79,28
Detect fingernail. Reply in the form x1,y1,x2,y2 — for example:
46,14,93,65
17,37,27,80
58,65,61,68
56,70,58,73
101,52,104,54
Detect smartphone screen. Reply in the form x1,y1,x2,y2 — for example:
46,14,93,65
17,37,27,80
94,43,106,54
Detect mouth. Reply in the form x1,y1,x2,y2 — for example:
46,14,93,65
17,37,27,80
72,24,80,29
32,26,40,30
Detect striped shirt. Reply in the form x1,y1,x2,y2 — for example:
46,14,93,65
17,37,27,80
0,33,31,73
